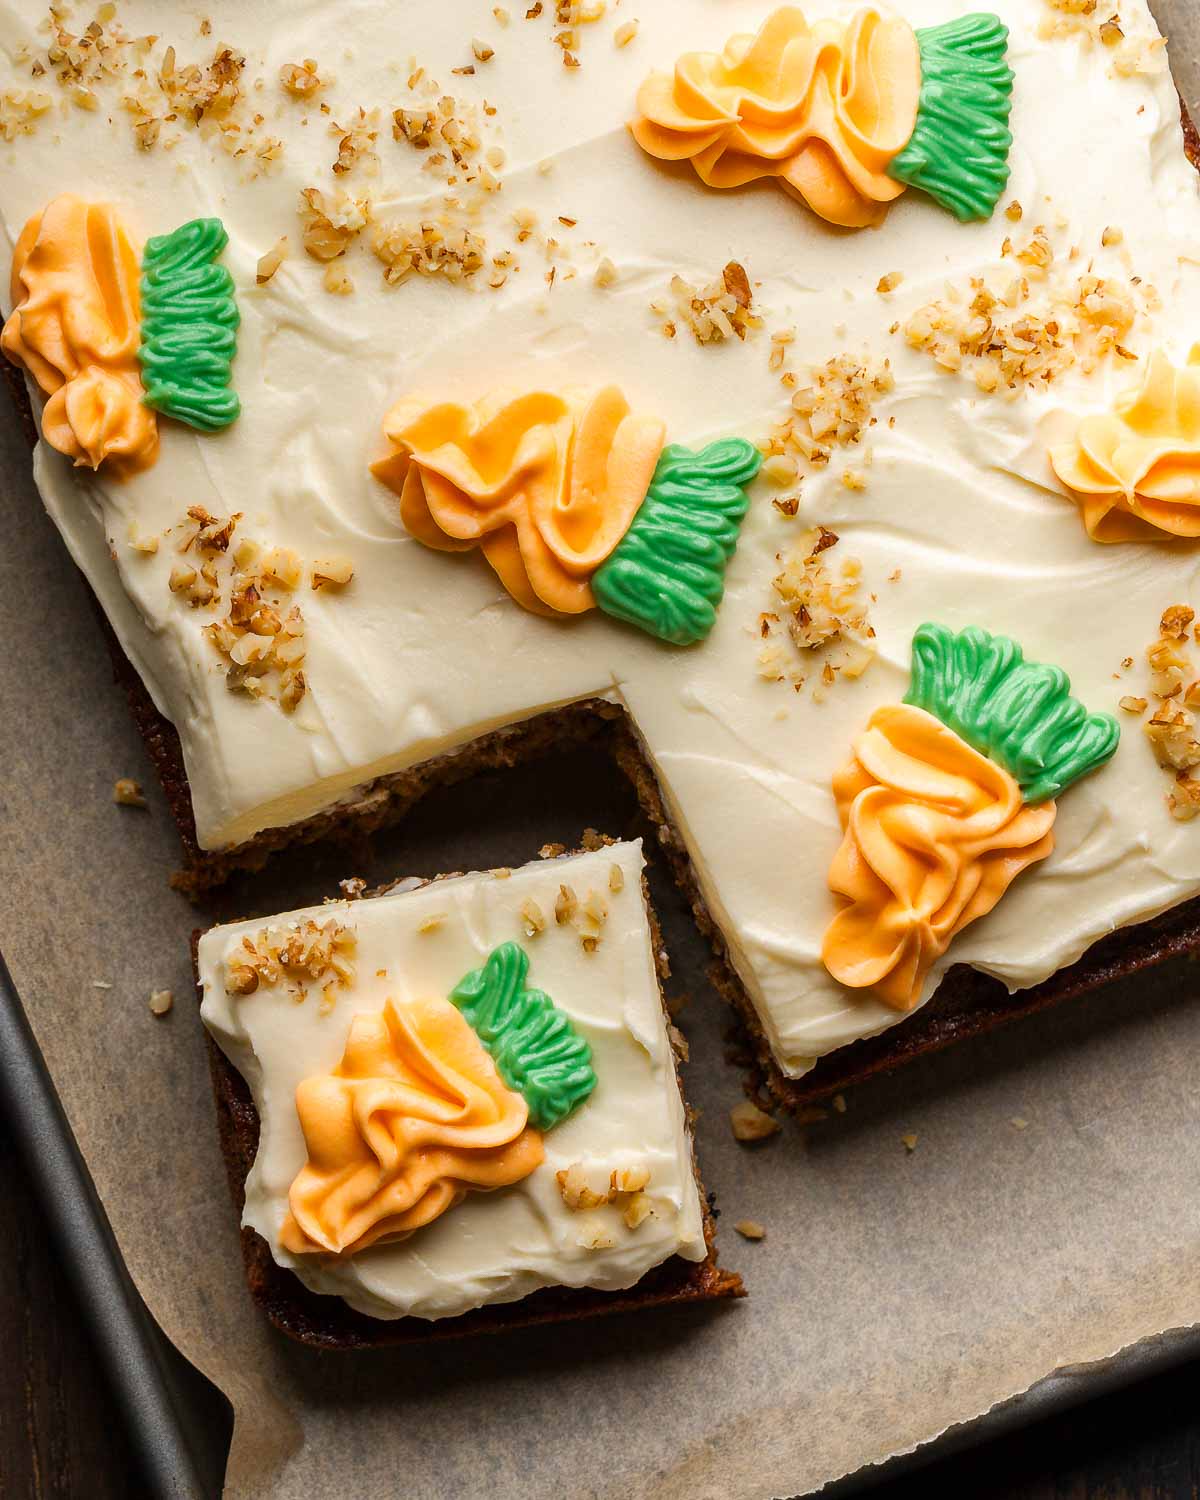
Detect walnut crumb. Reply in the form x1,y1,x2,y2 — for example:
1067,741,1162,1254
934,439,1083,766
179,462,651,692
279,60,323,98
556,1160,655,1228
730,1100,781,1142
734,1219,765,1240
226,918,357,1000
256,236,288,284
113,777,147,808
520,898,547,937
148,989,174,1017
417,913,446,934
876,271,903,294
311,557,354,590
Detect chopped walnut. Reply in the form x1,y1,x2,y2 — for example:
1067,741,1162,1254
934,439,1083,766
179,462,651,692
520,898,547,937
256,237,288,285
372,218,487,285
299,187,370,263
734,1218,766,1240
279,60,323,97
903,227,1149,390
113,777,147,808
1138,607,1200,818
651,261,762,344
608,863,624,894
759,526,875,695
1039,0,1166,76
226,918,357,1001
761,350,893,483
730,1100,781,1142
311,558,355,590
556,1160,656,1229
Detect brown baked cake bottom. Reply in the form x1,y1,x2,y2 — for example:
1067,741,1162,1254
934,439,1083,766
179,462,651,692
13,104,1200,1119
191,869,743,1350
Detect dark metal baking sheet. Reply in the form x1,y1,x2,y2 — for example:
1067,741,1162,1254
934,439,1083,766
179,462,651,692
0,950,232,1499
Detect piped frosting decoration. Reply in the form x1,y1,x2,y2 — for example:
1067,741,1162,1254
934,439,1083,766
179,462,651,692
371,386,664,616
2,196,241,475
450,942,597,1131
1049,347,1200,542
280,995,544,1258
904,622,1121,803
630,7,1012,228
821,624,1119,1010
822,702,1056,1010
592,437,763,644
1,194,159,476
372,385,761,642
138,217,241,432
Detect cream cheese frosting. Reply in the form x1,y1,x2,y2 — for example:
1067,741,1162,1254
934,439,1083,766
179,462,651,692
198,841,708,1320
6,0,1200,1080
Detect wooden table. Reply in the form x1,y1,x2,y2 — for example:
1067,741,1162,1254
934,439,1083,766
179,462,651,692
2,1114,1198,1497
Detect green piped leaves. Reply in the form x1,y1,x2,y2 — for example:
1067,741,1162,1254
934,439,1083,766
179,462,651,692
138,217,240,431
887,13,1014,222
904,623,1119,803
450,942,596,1131
592,437,761,645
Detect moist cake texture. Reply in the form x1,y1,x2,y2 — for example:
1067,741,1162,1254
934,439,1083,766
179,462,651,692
6,0,1200,1087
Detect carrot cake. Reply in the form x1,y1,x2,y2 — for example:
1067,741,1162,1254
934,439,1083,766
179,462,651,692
5,0,1200,1103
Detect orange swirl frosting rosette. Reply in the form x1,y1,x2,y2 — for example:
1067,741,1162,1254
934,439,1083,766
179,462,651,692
822,704,1055,1009
280,995,544,1257
821,624,1120,1012
2,194,158,476
1049,348,1200,542
630,6,920,229
371,385,665,616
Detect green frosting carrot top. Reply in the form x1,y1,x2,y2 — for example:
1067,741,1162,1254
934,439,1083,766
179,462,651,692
904,623,1120,803
138,217,240,432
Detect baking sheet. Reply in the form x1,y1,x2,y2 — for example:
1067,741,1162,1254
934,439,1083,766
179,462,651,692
5,6,1200,1491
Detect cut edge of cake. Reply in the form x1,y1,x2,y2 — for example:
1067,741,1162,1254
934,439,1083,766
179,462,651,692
192,853,744,1349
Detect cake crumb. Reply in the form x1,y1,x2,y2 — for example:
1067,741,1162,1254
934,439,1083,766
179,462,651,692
92,980,113,992
417,913,446,933
875,271,903,294
113,778,147,808
608,863,624,893
901,1132,919,1153
730,1100,781,1142
734,1218,766,1240
1010,1116,1029,1130
832,1093,847,1113
148,988,174,1017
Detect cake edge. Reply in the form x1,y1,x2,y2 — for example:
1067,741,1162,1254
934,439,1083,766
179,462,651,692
191,858,744,1350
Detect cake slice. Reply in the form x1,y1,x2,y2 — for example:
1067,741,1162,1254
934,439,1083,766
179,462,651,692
195,839,741,1345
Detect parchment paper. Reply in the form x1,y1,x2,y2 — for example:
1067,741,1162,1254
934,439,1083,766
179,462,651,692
5,10,1200,1490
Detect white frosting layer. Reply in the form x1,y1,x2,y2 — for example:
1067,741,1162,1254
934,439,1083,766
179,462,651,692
198,841,707,1321
7,0,1200,1078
